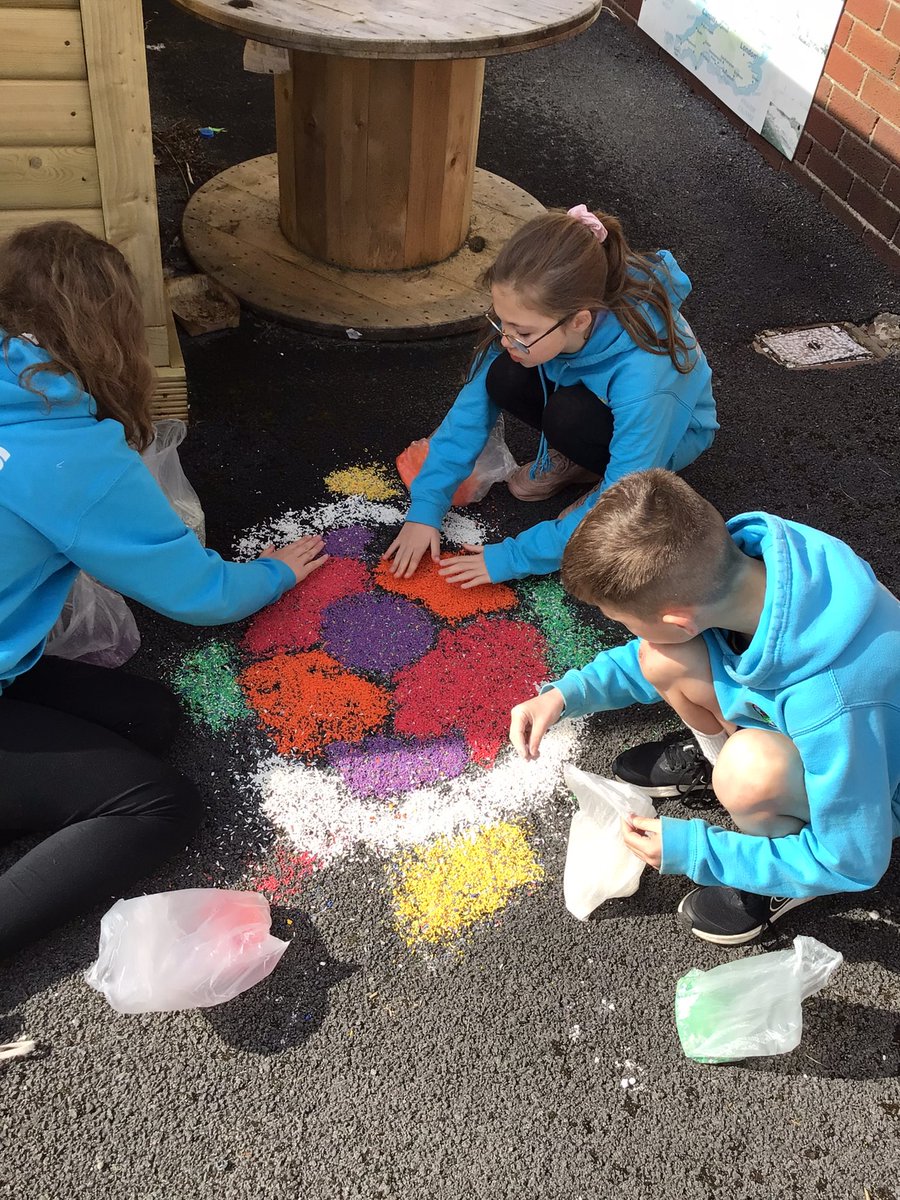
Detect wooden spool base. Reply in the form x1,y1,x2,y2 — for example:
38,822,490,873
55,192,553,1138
181,155,545,340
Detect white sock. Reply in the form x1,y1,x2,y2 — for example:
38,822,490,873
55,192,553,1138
689,726,729,766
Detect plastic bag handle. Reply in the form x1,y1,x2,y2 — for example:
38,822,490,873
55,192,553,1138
792,935,843,1001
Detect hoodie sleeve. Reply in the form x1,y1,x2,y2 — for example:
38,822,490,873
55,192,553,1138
482,391,693,582
61,458,295,625
660,707,895,897
405,351,501,530
545,638,662,717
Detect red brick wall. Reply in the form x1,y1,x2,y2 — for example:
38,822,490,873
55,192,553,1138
604,0,900,270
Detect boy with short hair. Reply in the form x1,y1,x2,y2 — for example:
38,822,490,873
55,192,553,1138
509,468,900,945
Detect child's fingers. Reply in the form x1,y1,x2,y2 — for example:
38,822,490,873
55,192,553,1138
527,713,549,758
508,708,531,759
400,550,422,578
629,816,660,835
303,553,328,575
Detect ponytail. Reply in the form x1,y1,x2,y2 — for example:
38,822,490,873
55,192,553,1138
598,212,695,374
467,208,697,381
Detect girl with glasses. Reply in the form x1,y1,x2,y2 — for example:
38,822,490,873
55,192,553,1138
383,205,718,588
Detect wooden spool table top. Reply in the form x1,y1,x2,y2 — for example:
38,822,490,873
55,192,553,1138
168,0,601,58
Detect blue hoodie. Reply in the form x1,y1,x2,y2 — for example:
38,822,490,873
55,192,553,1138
548,513,900,899
0,334,295,689
406,252,718,582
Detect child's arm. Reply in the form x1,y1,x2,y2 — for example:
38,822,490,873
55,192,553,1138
551,637,662,718
384,351,502,577
59,457,318,624
509,639,663,758
660,708,896,897
482,391,695,582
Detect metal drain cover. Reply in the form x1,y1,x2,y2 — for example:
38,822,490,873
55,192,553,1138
753,322,884,369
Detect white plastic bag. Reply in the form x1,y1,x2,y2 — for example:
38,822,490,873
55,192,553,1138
562,763,657,920
85,889,289,1014
142,419,206,544
396,415,518,506
675,935,843,1062
45,572,141,668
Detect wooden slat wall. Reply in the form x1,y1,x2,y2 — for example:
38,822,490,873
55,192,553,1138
0,0,186,405
0,146,101,208
0,8,85,78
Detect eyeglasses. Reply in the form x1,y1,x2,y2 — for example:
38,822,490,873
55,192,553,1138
484,310,572,355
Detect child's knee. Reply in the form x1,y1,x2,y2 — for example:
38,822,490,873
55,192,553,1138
714,728,808,819
637,637,707,690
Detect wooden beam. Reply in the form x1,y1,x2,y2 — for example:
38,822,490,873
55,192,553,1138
0,80,93,145
0,8,86,80
79,0,166,328
0,207,105,238
0,145,100,208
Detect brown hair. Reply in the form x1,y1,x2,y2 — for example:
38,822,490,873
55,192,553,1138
561,469,742,617
0,221,155,450
468,209,696,380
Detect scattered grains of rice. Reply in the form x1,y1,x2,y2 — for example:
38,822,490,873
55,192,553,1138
324,463,401,501
392,822,545,947
239,649,391,757
374,557,517,623
171,641,250,732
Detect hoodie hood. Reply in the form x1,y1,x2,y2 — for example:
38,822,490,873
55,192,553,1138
546,250,693,377
718,511,883,691
0,333,95,429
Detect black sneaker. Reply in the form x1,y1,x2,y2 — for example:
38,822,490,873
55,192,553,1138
611,730,714,804
677,886,814,945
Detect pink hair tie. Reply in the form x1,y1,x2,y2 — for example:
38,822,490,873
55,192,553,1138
567,204,608,243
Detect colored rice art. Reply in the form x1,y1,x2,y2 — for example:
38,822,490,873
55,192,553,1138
176,486,618,950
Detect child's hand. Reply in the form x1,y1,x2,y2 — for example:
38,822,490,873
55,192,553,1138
622,815,663,870
382,522,441,578
259,535,328,585
509,688,565,761
438,544,490,589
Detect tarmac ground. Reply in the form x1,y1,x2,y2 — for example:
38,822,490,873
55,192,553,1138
1,7,900,1199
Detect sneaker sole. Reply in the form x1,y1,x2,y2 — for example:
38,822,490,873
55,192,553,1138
507,480,593,502
612,773,692,799
676,894,811,946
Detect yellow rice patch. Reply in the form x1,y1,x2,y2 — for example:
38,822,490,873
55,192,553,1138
393,822,544,948
324,464,400,501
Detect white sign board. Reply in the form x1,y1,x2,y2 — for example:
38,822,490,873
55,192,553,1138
638,0,844,159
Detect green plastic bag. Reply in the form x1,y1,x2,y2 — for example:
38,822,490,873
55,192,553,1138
675,935,842,1063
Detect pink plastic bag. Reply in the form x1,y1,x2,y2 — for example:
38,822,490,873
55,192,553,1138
84,889,289,1013
396,416,517,506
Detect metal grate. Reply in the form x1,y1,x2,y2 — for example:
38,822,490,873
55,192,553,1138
752,322,883,369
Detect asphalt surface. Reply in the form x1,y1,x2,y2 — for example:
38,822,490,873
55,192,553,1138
2,8,900,1199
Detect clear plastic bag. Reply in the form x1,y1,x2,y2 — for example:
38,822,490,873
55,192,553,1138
675,935,843,1062
84,889,289,1014
142,418,206,544
564,763,657,921
562,763,658,920
396,416,517,506
45,571,141,668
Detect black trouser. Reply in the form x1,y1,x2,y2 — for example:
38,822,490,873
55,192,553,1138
486,353,615,474
0,655,202,959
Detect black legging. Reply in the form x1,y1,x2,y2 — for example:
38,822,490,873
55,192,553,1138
0,655,202,959
486,353,615,474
